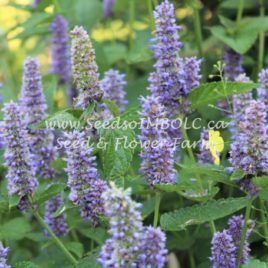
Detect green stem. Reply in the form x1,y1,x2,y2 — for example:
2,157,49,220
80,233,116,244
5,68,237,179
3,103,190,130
146,0,154,30
237,200,252,268
260,199,268,245
189,249,196,268
236,0,244,26
258,0,265,73
193,7,203,58
152,0,158,7
33,211,78,265
129,0,135,51
153,192,162,227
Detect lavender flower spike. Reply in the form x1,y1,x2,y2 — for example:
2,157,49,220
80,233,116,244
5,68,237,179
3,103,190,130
100,69,128,112
198,129,215,165
227,215,251,265
0,242,10,268
51,15,73,105
70,26,103,108
139,96,176,186
99,183,167,267
139,227,167,268
2,102,38,203
257,69,268,107
149,0,185,115
20,57,57,179
98,182,144,267
65,131,107,225
230,100,268,175
44,193,68,237
210,230,236,268
32,0,41,8
223,48,244,81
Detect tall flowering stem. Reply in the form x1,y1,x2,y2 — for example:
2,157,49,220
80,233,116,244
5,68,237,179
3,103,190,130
70,26,103,109
2,101,38,209
20,57,57,179
65,131,107,225
257,69,268,107
98,183,167,267
51,15,73,105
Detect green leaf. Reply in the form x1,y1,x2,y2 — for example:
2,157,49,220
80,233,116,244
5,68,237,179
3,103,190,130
220,0,255,9
252,177,268,188
75,0,102,30
230,169,247,181
98,127,136,185
76,252,101,268
160,197,248,231
30,109,83,130
78,227,108,244
14,261,41,268
243,258,268,268
0,217,31,240
65,242,84,258
189,82,258,108
142,197,156,219
21,13,53,29
101,99,120,117
9,195,21,209
103,43,127,65
209,25,257,54
34,183,66,205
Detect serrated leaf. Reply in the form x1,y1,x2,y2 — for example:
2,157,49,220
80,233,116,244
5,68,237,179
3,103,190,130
160,197,248,231
9,195,21,209
101,99,120,117
230,169,247,181
98,127,136,185
0,217,31,240
78,227,108,244
76,253,101,268
34,183,66,205
252,177,268,188
14,261,41,268
65,242,84,258
243,258,268,268
30,109,83,130
189,82,258,108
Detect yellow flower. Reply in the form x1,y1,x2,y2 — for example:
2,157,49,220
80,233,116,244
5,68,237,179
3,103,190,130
54,90,67,109
208,130,224,165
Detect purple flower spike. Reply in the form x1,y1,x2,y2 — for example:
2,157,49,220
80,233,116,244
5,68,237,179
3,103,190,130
100,69,128,112
70,26,103,108
44,193,68,237
51,15,73,105
2,101,38,207
99,183,167,268
230,100,268,175
257,69,268,107
149,0,185,115
139,227,167,268
64,131,107,225
224,48,244,81
32,0,41,8
139,96,176,186
0,242,10,268
103,0,116,17
210,230,237,268
20,57,57,179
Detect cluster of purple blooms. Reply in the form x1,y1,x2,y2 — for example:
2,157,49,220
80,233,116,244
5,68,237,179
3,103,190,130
44,193,68,237
20,57,57,179
0,242,10,268
100,69,128,113
98,183,167,267
50,15,73,106
139,96,176,186
230,99,268,175
103,0,116,17
210,215,251,268
2,101,38,210
64,131,107,225
198,129,215,164
70,26,103,109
